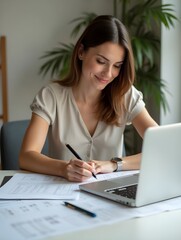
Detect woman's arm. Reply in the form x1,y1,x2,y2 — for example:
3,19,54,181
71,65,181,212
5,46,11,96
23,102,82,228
121,107,158,170
132,107,158,138
91,107,158,173
19,113,94,181
19,113,66,176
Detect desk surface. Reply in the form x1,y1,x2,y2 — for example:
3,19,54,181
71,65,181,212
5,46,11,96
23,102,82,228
1,170,181,240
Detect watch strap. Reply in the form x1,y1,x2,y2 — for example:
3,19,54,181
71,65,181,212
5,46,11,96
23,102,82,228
111,157,123,172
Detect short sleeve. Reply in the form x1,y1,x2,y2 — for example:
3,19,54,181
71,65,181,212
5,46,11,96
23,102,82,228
30,85,56,125
125,86,145,124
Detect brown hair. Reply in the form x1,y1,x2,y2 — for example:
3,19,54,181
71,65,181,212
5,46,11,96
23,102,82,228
58,15,135,126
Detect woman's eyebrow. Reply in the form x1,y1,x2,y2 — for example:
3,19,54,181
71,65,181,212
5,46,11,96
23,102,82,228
97,54,124,64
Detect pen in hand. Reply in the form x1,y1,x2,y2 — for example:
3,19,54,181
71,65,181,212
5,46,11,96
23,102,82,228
65,144,97,179
64,201,97,218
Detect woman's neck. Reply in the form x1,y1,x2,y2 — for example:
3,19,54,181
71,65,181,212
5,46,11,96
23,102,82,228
72,83,101,106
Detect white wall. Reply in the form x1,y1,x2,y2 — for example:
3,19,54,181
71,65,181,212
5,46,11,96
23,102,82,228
160,0,181,124
0,0,112,121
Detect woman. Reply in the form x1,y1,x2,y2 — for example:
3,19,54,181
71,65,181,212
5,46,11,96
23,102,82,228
19,15,158,182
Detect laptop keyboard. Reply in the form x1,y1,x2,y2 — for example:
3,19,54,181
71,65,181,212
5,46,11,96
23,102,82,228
105,184,137,199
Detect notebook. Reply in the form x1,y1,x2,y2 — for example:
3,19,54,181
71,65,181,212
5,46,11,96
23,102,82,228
80,123,181,207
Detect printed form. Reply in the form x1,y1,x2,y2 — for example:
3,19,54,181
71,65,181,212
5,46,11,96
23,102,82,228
0,173,79,200
0,193,181,240
0,171,138,200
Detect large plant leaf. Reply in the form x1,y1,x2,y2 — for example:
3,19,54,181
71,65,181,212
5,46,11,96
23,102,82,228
39,43,74,78
135,65,170,113
143,2,178,29
132,31,159,69
124,0,177,30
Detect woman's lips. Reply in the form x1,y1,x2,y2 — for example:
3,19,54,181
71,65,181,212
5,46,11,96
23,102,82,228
95,75,109,84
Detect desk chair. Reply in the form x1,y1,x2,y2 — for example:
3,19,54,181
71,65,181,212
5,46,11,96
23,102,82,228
0,120,48,170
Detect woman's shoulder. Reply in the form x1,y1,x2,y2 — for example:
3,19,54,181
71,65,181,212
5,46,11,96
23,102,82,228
42,81,71,97
46,81,67,90
124,85,145,118
124,85,144,103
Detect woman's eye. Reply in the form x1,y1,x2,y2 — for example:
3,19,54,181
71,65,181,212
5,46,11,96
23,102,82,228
114,64,122,69
96,59,105,64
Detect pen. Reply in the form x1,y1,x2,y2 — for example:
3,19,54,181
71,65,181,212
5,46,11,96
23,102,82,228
65,144,82,159
64,201,97,218
65,144,97,179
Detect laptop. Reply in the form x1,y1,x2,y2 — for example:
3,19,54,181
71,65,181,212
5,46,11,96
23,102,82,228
80,123,181,207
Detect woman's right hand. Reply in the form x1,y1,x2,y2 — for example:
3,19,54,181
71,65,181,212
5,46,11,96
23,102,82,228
64,159,95,182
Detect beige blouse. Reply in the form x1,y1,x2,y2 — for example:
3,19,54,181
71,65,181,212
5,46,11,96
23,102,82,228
30,83,145,161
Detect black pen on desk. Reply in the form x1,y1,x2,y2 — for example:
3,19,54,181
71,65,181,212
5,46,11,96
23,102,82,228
64,201,97,218
65,144,97,179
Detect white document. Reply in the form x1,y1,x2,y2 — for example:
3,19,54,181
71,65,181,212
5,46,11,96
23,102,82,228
0,171,138,200
0,193,181,240
0,173,79,200
95,170,139,181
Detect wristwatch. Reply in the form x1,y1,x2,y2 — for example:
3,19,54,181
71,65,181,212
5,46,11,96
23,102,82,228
111,157,123,172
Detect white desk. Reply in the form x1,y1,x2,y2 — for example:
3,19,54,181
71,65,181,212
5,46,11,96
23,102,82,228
1,170,181,240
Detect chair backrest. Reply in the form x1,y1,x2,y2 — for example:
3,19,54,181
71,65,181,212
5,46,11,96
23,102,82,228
0,120,48,170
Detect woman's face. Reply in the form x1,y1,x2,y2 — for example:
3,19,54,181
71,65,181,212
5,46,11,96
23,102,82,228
79,42,125,91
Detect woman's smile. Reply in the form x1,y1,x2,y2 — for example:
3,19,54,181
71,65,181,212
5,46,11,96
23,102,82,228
95,75,110,85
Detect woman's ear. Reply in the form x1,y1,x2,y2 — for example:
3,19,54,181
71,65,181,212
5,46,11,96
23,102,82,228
78,44,84,60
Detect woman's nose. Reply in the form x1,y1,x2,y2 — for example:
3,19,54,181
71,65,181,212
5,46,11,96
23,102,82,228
103,66,112,78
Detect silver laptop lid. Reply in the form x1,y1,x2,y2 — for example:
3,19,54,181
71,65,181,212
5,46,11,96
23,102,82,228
136,123,181,206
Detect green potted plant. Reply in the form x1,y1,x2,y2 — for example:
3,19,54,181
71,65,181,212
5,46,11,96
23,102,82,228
39,0,177,154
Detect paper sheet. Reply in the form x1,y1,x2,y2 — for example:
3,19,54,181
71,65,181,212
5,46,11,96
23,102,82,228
0,193,181,240
0,171,138,200
0,173,79,200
